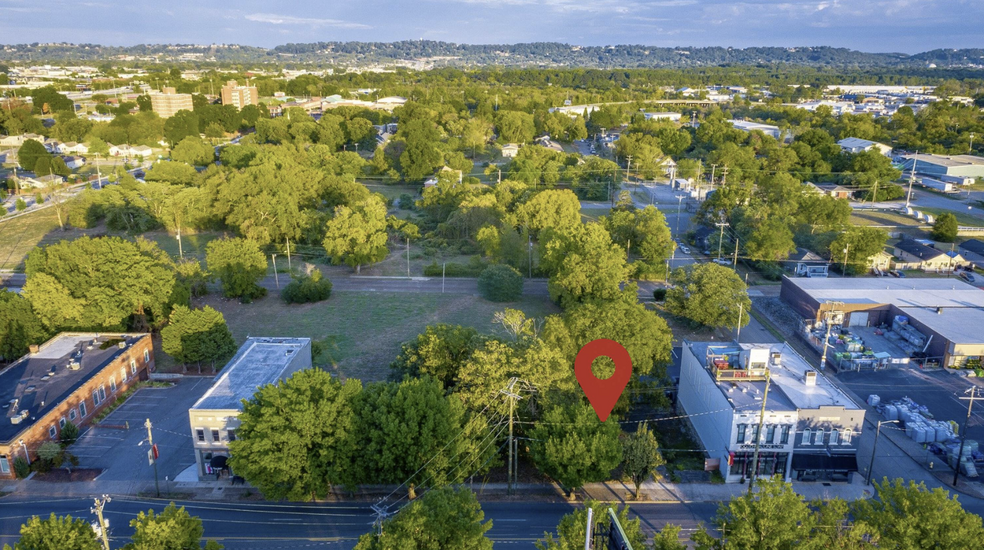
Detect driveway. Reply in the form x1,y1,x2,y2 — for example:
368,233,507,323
70,377,211,484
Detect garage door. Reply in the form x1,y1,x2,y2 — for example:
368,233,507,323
848,312,869,327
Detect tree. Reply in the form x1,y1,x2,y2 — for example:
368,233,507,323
516,189,581,235
0,289,48,363
478,264,524,302
160,305,237,372
666,263,751,330
391,324,484,388
353,487,493,550
5,513,101,550
24,237,180,331
528,400,623,497
535,501,646,550
352,377,492,496
205,238,268,300
496,111,536,144
163,110,200,146
931,212,959,243
229,369,362,500
541,223,630,306
651,526,689,550
170,136,214,166
16,139,49,171
742,217,797,262
282,271,333,304
850,478,984,550
399,119,443,181
124,502,223,550
322,196,389,274
829,226,888,275
622,422,664,499
59,422,79,446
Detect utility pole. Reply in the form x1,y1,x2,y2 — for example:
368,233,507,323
720,165,729,186
91,495,112,550
272,255,280,289
176,227,183,259
500,378,522,495
442,263,446,293
732,237,739,268
406,238,411,279
145,419,160,497
709,163,717,187
906,154,919,210
842,244,850,275
954,388,982,487
286,237,291,271
867,420,899,485
736,302,744,343
969,132,975,154
715,222,728,259
676,195,686,236
528,232,533,278
747,370,771,495
626,155,632,181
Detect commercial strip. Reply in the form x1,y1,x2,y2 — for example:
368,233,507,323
188,337,311,480
678,341,864,483
0,333,153,478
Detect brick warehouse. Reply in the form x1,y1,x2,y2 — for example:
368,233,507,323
0,333,154,477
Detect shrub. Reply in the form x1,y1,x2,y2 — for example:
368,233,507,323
423,256,487,277
15,198,27,211
653,288,667,301
478,264,524,302
398,193,415,209
282,271,333,304
60,422,80,446
13,457,29,479
34,192,44,205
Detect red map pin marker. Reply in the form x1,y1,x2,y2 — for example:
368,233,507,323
575,339,632,422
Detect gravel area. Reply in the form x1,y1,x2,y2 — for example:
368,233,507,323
752,296,805,337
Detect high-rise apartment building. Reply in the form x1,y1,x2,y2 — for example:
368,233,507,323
149,87,193,118
220,80,258,110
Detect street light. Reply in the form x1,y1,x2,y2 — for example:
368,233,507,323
866,419,899,485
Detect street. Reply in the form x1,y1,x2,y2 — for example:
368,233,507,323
0,496,718,549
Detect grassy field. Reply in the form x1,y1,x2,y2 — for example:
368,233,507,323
195,291,561,382
0,208,82,270
580,207,611,222
915,207,984,228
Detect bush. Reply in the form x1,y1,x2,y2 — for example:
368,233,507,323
15,198,27,211
423,256,486,277
282,271,333,304
13,457,30,479
59,422,80,446
478,264,524,302
398,193,415,210
653,288,667,301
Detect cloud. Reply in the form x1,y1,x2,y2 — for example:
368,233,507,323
244,13,370,29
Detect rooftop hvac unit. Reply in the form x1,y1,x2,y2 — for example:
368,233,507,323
805,371,818,386
67,361,81,371
10,410,28,424
118,341,127,349
771,352,782,366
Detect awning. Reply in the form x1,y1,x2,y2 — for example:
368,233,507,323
209,455,229,470
791,453,858,471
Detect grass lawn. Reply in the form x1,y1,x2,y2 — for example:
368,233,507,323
580,207,611,222
0,208,99,270
196,291,561,382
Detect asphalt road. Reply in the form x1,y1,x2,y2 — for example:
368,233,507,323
0,496,718,549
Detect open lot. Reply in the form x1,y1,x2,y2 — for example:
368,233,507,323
70,378,212,484
837,367,984,443
198,290,561,382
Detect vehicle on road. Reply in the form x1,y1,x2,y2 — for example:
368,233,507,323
712,258,731,266
960,272,976,283
678,245,691,254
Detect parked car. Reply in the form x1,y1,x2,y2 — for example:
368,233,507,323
678,245,691,254
712,258,731,266
960,272,976,283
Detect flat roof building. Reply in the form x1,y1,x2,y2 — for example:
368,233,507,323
220,80,258,110
0,333,153,478
149,87,193,118
780,276,984,367
188,337,311,480
728,120,781,139
900,154,984,180
837,137,892,156
678,341,863,483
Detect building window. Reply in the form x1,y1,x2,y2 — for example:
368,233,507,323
831,429,841,446
109,377,117,393
780,425,791,444
144,350,150,363
79,402,87,417
751,424,760,443
98,386,106,402
227,430,236,442
211,429,221,442
736,424,747,444
69,409,77,422
0,456,8,475
766,425,776,444
121,367,128,382
131,359,137,374
59,417,67,429
92,390,101,406
842,430,852,445
802,428,811,445
196,429,205,443
49,425,57,439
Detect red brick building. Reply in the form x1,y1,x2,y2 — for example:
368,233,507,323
0,333,154,478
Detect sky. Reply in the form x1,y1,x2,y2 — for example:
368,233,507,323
0,0,981,54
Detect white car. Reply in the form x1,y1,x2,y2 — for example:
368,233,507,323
712,258,732,266
678,245,691,254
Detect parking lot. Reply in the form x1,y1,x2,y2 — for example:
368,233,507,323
838,367,984,442
70,377,211,483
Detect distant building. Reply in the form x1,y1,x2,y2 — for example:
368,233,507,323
900,154,984,181
0,134,44,148
837,137,892,156
501,143,520,158
785,248,829,278
893,238,964,271
61,156,85,170
220,80,258,110
806,182,853,200
188,337,312,480
0,333,153,478
958,239,984,268
678,341,863,483
728,120,782,139
643,112,682,122
149,87,193,118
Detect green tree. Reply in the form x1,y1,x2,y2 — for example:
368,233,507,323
529,401,623,497
666,263,750,330
229,369,362,500
742,217,797,262
496,110,536,144
163,110,200,146
15,198,27,212
353,377,492,496
478,264,524,302
282,271,333,304
323,196,389,274
170,136,214,166
541,223,630,306
124,502,223,550
205,237,268,300
0,289,48,363
850,478,984,550
516,189,582,235
5,513,100,550
931,212,959,243
535,501,646,550
829,226,888,275
399,119,443,181
651,525,689,550
59,422,79,446
390,324,484,389
622,422,664,499
16,139,49,172
160,305,236,372
353,487,493,550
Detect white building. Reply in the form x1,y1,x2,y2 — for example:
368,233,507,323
642,112,682,122
678,341,864,482
501,143,521,158
837,137,892,156
728,120,782,140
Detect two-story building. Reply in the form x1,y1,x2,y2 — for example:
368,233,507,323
188,337,311,480
0,333,153,478
678,341,864,483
